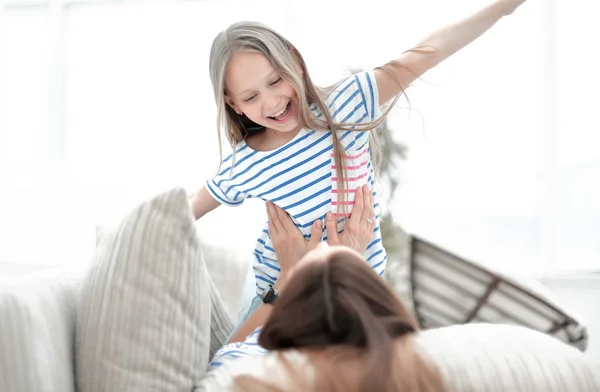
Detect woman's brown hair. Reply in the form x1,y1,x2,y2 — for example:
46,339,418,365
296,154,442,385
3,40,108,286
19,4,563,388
235,248,446,392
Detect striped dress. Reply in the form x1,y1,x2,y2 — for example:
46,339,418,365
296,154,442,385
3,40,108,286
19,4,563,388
205,70,387,295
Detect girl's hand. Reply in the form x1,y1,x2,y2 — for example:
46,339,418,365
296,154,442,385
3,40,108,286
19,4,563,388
266,201,322,281
326,185,376,254
497,0,527,15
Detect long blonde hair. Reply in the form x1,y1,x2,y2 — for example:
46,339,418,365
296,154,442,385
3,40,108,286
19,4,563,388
209,21,407,215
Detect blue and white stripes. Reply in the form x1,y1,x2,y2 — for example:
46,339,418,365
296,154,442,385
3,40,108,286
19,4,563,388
208,327,266,370
205,71,387,294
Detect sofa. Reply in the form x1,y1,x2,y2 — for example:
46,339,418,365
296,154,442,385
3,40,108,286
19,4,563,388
0,187,597,392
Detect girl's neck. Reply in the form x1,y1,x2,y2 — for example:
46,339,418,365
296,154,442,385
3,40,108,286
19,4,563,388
245,125,302,152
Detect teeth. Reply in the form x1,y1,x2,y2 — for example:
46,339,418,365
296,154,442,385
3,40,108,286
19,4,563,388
270,103,288,118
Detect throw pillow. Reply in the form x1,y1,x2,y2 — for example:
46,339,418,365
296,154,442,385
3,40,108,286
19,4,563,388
76,187,211,391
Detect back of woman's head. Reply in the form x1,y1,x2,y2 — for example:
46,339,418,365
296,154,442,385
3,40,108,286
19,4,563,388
260,248,417,349
239,248,446,392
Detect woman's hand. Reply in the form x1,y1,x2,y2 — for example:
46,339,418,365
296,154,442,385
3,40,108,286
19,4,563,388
267,185,377,283
326,185,376,254
266,201,322,283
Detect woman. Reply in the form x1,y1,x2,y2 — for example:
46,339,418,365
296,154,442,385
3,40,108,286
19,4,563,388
199,207,600,391
237,244,445,392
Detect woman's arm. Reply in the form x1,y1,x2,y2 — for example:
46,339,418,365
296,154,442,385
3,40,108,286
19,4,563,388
224,288,282,345
227,202,323,344
376,0,527,104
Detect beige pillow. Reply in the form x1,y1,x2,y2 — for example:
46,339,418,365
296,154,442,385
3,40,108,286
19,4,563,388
0,269,80,392
76,187,211,391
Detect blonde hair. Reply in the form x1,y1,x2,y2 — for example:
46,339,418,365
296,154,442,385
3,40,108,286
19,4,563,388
209,21,405,216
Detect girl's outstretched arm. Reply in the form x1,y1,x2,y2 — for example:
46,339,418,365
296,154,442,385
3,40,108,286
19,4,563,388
189,186,222,220
375,0,527,104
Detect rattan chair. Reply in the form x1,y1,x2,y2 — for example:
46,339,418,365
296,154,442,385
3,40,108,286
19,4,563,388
409,236,589,351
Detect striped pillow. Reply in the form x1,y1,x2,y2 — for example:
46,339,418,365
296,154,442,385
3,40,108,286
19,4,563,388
76,187,211,391
0,269,80,392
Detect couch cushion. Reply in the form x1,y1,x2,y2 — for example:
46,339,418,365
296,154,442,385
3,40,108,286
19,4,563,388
0,268,80,392
200,244,253,323
76,187,211,391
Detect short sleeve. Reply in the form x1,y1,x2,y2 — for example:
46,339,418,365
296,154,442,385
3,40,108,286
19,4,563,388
199,348,311,392
208,326,265,370
327,70,381,151
205,152,248,207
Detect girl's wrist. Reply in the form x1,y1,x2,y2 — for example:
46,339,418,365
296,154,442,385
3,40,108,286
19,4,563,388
495,0,518,17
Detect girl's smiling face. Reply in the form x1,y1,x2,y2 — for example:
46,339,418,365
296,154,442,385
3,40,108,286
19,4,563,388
224,51,300,134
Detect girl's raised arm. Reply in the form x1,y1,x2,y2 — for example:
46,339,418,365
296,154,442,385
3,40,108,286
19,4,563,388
375,0,527,104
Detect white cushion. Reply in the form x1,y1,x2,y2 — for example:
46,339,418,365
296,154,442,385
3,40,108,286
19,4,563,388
417,323,600,391
201,244,252,323
0,269,80,392
76,187,212,391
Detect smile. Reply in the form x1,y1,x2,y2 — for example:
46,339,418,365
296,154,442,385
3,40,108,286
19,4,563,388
267,102,292,123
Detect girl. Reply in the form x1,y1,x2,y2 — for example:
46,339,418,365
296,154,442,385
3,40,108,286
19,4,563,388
190,0,527,331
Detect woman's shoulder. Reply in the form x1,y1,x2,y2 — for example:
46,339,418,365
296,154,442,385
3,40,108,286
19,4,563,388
196,350,311,392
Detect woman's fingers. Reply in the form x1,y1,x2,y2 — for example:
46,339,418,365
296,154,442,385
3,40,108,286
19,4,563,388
347,184,374,230
274,202,297,234
269,184,374,252
266,202,274,236
272,202,317,246
343,186,363,233
326,212,340,246
266,202,283,235
352,185,364,223
363,184,375,222
308,219,323,248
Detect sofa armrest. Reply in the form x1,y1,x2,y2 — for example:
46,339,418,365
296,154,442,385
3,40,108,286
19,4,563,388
0,268,82,392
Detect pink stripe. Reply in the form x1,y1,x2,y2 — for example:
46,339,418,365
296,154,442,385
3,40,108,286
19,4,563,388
331,201,355,206
331,189,358,194
331,212,351,217
331,160,368,170
330,149,367,160
331,172,368,182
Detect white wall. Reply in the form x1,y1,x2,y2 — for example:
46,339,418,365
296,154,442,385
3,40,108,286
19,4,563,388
1,0,598,276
